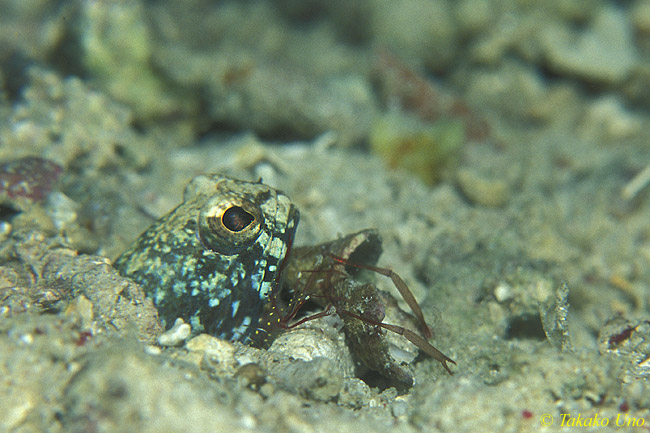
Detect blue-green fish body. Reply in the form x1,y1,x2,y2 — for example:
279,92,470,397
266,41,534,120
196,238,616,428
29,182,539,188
114,174,299,345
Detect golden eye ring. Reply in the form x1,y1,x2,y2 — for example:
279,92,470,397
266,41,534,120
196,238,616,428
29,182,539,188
198,196,263,255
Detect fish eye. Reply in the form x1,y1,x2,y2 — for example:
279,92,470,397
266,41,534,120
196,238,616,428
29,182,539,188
222,206,255,232
199,197,263,255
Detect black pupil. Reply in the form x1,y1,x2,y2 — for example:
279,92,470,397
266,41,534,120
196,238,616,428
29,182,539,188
222,206,255,232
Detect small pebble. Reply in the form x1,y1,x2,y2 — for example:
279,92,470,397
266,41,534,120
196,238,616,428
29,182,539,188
494,283,514,303
338,378,372,408
0,222,12,243
456,169,510,207
64,295,95,329
144,345,162,355
236,363,266,390
157,318,191,346
46,192,79,230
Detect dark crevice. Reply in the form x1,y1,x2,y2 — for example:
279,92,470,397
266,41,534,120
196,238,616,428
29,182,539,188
505,313,546,340
0,204,20,222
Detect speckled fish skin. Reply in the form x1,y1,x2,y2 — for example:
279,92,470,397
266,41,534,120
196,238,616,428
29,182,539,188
113,174,299,345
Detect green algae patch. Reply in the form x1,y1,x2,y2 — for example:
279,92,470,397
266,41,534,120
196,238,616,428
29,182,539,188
370,112,464,185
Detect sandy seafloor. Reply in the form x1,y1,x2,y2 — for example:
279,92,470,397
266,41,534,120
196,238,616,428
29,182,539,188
1,0,650,432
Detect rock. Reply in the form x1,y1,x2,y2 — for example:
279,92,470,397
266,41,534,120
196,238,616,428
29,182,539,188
262,325,355,379
578,95,643,141
456,168,510,207
157,318,191,346
269,357,344,402
494,283,514,303
541,6,638,84
0,157,62,206
184,334,251,377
